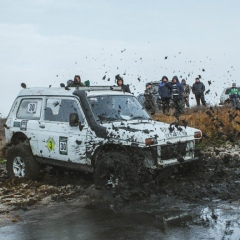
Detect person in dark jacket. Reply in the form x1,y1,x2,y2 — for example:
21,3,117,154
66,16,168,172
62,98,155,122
158,76,172,115
68,75,86,87
192,77,206,106
171,76,185,119
115,74,131,93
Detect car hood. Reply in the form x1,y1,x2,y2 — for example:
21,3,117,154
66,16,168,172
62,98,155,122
103,120,200,144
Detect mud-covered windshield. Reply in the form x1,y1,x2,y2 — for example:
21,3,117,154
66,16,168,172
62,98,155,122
88,95,151,122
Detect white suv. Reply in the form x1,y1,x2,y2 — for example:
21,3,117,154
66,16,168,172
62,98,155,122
3,85,202,186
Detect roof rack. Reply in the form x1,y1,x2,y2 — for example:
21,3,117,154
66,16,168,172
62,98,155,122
64,86,122,91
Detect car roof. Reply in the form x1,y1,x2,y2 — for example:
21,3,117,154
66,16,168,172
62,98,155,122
17,86,132,98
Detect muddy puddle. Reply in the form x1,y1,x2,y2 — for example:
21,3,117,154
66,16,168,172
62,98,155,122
1,196,240,240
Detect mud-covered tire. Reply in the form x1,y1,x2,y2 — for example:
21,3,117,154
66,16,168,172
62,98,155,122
6,143,40,180
94,151,140,189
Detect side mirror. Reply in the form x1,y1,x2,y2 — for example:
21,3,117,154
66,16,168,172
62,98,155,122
69,113,79,127
69,113,84,131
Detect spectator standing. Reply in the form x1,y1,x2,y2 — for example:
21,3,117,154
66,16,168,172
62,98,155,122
181,79,191,108
144,82,156,115
158,76,172,115
171,76,185,119
192,78,206,106
115,74,131,93
229,83,240,109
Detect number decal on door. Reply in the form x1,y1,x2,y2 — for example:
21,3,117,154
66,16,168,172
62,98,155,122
27,102,37,113
59,137,68,155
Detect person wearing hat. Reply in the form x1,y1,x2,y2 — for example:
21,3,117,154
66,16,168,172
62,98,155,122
181,79,191,108
158,76,172,115
115,74,131,93
192,77,206,106
171,76,185,119
229,83,240,109
144,82,156,115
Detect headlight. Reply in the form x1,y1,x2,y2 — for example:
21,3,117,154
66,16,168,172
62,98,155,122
194,131,202,139
145,138,157,145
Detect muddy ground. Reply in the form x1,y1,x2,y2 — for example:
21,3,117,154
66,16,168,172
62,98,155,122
1,141,240,216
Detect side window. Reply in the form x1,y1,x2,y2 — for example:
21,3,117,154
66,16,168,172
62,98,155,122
17,98,42,120
44,98,84,123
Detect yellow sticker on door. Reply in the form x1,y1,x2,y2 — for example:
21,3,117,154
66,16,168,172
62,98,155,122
47,137,55,151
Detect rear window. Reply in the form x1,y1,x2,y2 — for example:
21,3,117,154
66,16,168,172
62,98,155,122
17,98,42,120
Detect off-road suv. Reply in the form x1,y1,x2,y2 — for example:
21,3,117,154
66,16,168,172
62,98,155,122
3,85,202,187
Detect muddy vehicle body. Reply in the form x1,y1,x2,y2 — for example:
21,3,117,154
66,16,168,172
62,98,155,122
4,86,202,186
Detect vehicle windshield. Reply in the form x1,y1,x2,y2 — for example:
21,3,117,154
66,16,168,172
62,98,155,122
88,95,151,122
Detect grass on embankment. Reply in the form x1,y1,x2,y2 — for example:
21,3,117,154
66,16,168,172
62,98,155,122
153,105,240,148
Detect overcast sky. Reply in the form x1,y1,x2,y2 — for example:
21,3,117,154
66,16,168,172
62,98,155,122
0,0,240,117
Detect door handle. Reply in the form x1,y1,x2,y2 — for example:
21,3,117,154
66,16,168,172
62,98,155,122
39,124,45,129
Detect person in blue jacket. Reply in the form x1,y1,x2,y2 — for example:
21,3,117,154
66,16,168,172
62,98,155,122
158,76,172,115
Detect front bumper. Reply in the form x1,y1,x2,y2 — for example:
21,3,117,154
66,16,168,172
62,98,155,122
143,140,199,169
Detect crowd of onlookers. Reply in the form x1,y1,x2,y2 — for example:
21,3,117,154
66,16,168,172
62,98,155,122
144,76,207,119
65,74,239,120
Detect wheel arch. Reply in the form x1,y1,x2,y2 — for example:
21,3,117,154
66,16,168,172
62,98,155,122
11,131,29,145
91,143,146,168
3,132,29,157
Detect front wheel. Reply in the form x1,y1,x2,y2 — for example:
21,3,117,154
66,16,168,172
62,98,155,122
94,151,141,189
6,143,40,180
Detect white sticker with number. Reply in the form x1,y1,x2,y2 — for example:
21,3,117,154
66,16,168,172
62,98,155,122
27,102,37,113
60,141,67,152
59,137,68,155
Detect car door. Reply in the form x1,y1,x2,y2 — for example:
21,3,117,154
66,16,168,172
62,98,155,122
37,96,88,164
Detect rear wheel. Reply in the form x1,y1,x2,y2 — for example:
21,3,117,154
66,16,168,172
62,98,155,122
6,143,40,180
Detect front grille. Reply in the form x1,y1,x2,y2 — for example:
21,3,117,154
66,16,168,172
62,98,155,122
161,142,187,160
